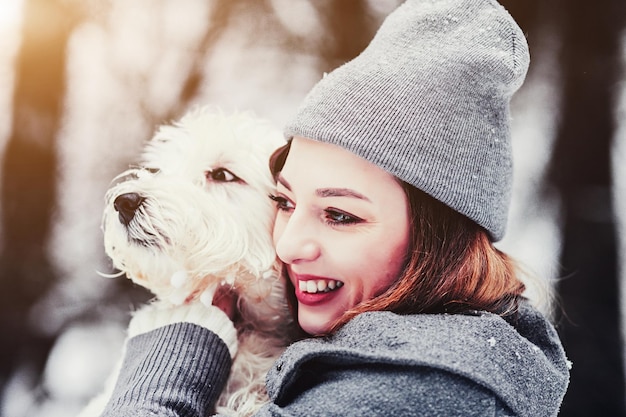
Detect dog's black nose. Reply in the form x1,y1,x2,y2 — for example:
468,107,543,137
113,192,145,226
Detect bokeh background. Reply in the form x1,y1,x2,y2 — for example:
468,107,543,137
0,0,624,416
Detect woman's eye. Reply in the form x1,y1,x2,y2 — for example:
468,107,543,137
324,209,363,225
268,194,294,211
207,168,240,182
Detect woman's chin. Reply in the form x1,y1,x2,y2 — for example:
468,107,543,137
297,310,336,336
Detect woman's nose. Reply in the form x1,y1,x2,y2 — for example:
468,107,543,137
274,212,320,264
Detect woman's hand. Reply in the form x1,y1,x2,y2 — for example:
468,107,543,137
127,297,239,358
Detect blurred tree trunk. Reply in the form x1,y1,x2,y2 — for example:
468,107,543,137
0,0,77,389
312,0,379,71
547,0,626,415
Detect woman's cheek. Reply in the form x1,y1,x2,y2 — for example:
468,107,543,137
272,216,285,247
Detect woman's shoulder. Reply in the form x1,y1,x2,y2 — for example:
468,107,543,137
290,303,567,368
339,303,567,365
267,303,569,417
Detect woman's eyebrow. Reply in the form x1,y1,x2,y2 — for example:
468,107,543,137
316,188,371,202
278,173,370,201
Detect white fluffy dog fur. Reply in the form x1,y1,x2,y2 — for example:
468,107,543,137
79,108,292,416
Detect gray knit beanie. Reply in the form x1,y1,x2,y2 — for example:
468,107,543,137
284,0,529,241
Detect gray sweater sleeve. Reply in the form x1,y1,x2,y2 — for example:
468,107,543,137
101,322,232,417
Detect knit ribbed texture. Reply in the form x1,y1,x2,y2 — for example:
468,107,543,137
284,0,529,241
102,323,232,417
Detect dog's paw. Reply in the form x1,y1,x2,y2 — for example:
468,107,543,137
128,300,238,357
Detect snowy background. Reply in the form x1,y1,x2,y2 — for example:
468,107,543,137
0,0,624,416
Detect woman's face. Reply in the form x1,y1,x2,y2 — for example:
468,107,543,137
272,137,411,335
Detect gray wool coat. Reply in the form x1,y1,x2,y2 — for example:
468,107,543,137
102,303,569,417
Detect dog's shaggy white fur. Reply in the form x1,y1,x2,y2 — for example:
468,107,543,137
79,108,291,417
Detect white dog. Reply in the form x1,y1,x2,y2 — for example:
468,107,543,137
79,108,291,417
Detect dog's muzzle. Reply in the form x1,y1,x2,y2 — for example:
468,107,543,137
114,192,145,226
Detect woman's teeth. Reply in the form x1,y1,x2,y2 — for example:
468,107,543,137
299,279,344,294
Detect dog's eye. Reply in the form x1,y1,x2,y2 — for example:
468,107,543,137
207,168,240,183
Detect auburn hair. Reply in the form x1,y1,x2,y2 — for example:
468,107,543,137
269,141,526,335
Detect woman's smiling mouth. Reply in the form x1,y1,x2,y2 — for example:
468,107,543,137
290,273,345,306
298,279,344,294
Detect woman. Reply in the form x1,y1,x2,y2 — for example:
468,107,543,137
101,0,570,416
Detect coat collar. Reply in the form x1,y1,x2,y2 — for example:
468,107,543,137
266,304,569,417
